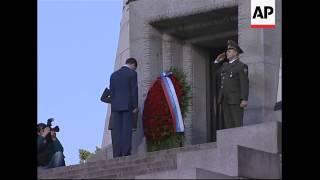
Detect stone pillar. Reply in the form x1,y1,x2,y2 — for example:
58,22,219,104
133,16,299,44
129,0,165,155
182,43,193,145
238,0,282,125
135,24,156,155
101,106,112,148
191,46,210,144
162,33,173,71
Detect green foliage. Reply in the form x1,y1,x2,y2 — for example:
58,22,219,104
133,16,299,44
79,146,101,164
147,133,184,152
79,149,93,164
169,67,192,119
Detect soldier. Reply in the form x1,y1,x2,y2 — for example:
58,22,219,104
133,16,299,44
213,40,249,130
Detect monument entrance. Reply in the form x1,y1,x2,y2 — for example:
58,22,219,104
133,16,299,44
150,6,238,144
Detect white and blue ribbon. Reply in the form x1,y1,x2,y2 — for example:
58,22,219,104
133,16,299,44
160,72,184,132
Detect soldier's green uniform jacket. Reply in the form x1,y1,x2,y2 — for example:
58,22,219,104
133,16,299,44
213,57,249,129
216,59,249,104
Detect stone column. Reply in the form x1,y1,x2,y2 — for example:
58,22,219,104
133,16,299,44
135,24,156,155
182,43,193,145
238,0,282,125
101,106,112,148
162,33,173,71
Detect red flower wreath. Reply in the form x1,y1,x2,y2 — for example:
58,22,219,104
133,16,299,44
142,74,184,143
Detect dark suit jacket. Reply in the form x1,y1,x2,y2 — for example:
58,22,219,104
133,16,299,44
110,66,138,111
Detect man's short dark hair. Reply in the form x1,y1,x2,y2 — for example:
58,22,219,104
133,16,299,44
125,57,137,68
37,123,46,133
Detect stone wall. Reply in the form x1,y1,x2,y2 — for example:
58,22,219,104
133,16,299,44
238,0,282,125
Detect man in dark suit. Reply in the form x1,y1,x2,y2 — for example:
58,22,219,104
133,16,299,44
100,86,138,131
213,40,249,130
110,57,138,157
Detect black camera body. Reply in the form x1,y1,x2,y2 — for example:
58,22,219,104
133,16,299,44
45,118,60,142
47,118,60,132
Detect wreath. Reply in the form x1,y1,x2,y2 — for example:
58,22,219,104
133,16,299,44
142,67,191,152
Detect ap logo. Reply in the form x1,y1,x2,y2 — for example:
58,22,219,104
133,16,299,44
251,0,275,28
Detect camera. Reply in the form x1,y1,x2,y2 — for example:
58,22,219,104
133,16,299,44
47,118,60,132
45,118,60,143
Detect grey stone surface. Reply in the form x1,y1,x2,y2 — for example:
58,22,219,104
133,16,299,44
217,121,281,154
135,167,240,179
39,142,219,179
39,134,281,179
210,121,281,176
238,0,282,125
177,148,218,171
191,46,210,144
196,168,239,179
182,43,193,145
214,144,239,176
135,168,196,179
177,121,281,177
135,166,241,179
238,145,281,179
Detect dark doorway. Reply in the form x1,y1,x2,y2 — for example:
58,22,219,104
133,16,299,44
151,6,238,143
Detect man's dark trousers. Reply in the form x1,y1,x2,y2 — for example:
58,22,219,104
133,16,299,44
111,111,133,157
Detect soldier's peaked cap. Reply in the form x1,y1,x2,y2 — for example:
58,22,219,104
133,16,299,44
227,40,243,54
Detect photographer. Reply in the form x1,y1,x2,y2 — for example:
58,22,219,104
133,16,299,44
37,122,65,169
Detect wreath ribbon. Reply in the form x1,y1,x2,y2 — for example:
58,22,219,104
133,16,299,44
160,72,184,132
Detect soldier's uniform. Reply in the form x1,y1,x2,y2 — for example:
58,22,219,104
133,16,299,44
214,40,249,130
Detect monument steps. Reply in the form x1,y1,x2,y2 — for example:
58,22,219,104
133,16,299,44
38,121,281,179
38,142,217,179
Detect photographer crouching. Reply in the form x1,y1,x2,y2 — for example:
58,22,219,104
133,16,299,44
37,118,65,169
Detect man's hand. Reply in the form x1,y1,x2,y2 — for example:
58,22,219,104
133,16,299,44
41,127,50,138
240,100,248,108
215,52,226,62
132,107,139,113
50,130,57,141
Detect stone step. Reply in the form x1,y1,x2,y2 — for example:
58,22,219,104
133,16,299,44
38,154,176,179
38,120,281,179
86,141,216,164
38,142,217,179
217,121,281,154
175,121,282,178
196,168,246,179
135,167,245,179
40,157,176,179
137,142,280,179
213,121,281,176
55,157,176,179
89,158,177,179
237,146,281,179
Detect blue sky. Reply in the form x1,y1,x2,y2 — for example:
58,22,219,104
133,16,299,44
38,0,122,165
